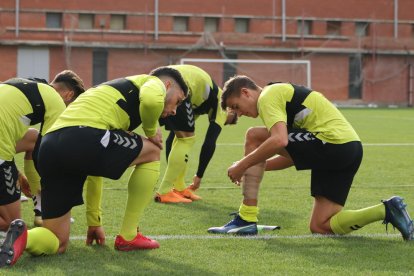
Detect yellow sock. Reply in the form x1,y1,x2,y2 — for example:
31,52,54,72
85,176,103,226
330,203,385,234
24,159,41,194
26,227,59,256
158,136,195,194
239,203,259,222
120,161,160,240
173,167,187,192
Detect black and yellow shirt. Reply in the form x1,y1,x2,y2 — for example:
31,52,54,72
170,65,227,127
258,83,360,144
47,75,165,137
0,80,66,161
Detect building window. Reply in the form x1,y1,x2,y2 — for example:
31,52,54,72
79,14,95,29
204,17,219,33
173,17,189,32
327,21,341,36
110,15,126,30
355,22,370,37
46,13,62,28
297,20,312,35
235,18,249,33
93,50,108,86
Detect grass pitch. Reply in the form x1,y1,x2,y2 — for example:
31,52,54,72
4,108,414,275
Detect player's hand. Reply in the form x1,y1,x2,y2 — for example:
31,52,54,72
189,175,201,191
86,226,106,246
148,128,163,150
227,161,244,185
17,171,32,197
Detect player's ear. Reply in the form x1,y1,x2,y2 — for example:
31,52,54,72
66,90,75,102
241,88,249,97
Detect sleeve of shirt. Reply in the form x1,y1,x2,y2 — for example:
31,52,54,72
196,121,222,178
258,86,288,131
85,176,103,227
40,85,67,136
139,80,165,137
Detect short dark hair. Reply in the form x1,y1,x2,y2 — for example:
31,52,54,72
51,70,85,97
221,75,259,109
149,66,189,97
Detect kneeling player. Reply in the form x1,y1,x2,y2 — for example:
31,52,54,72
0,67,188,267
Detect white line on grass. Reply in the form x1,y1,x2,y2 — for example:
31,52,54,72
103,184,414,191
67,233,401,241
217,143,414,146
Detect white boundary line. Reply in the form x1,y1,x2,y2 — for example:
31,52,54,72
67,233,401,241
217,143,414,146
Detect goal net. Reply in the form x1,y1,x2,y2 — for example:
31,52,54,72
180,58,311,88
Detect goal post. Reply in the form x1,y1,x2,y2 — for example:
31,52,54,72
180,58,311,88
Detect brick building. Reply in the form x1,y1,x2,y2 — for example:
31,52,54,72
1,0,413,105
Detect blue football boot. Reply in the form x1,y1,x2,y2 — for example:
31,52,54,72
382,196,414,241
208,213,258,235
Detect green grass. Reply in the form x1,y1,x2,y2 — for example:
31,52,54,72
4,108,414,275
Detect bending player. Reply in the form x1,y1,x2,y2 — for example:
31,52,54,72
208,76,413,240
0,67,188,267
0,71,85,231
155,64,238,203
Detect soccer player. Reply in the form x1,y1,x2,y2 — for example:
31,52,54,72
208,75,414,240
0,67,188,268
0,71,85,231
154,64,238,203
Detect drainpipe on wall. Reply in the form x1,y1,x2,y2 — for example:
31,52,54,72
154,0,159,40
15,0,19,37
394,0,398,38
281,0,286,42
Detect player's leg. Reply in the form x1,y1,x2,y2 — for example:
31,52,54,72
209,127,276,235
309,141,412,240
0,161,21,231
27,212,71,254
0,201,20,232
309,196,343,233
156,99,195,203
169,130,202,201
116,136,161,250
329,195,413,240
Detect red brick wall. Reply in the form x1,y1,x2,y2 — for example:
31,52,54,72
1,0,413,105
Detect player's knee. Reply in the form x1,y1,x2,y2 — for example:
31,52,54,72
145,143,161,162
245,127,261,147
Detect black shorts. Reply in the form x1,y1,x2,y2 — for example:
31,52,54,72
0,160,20,205
37,126,143,219
159,82,219,131
159,97,195,132
286,129,363,206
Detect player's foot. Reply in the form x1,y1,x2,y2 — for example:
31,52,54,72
114,233,159,251
208,213,258,235
0,219,27,267
173,188,202,201
33,209,43,227
382,196,414,240
154,190,192,203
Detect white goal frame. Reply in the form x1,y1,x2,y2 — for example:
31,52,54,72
180,58,311,88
